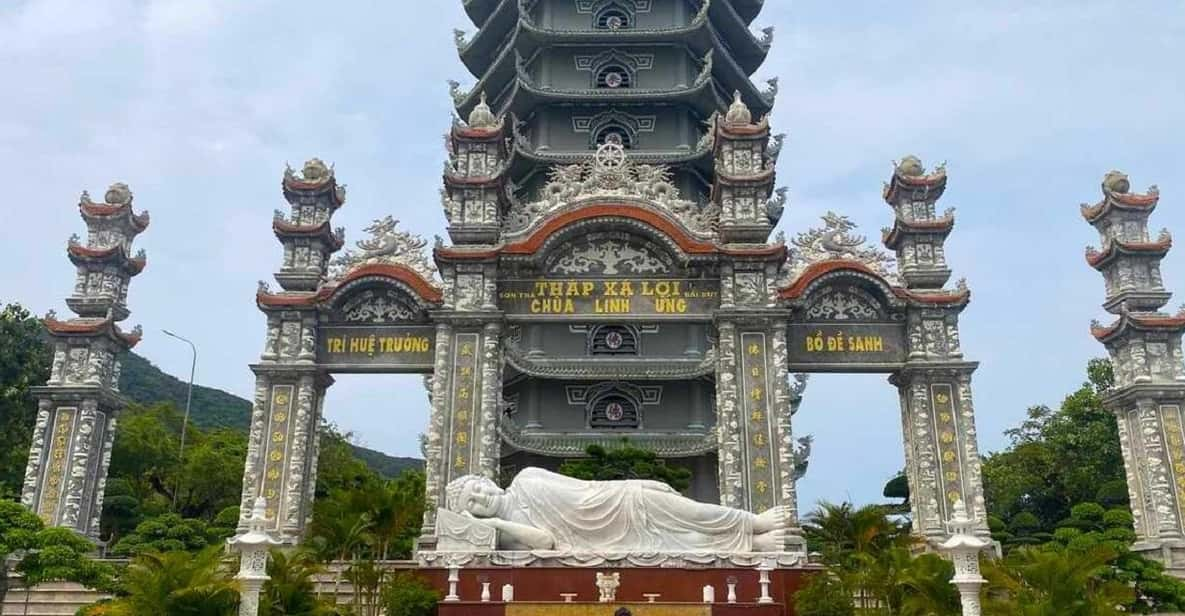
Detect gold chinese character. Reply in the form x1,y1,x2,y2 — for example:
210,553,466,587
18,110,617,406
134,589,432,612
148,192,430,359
270,451,283,462
940,412,952,423
942,450,956,463
458,389,470,400
751,366,762,378
756,480,768,494
461,343,474,356
748,344,761,355
455,432,468,445
461,366,472,377
753,433,766,447
267,467,281,480
750,388,763,401
751,409,764,423
273,412,287,422
454,455,466,469
940,431,955,444
947,490,961,503
266,508,277,519
274,392,290,406
935,393,950,404
266,489,277,498
456,410,470,423
754,456,768,470
272,431,285,443
945,471,958,482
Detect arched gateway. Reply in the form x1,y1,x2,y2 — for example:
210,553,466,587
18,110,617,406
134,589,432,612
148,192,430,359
246,130,989,555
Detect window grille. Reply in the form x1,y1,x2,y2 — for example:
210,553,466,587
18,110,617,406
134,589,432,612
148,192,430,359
595,64,632,89
589,324,639,355
595,7,631,30
595,126,633,149
589,393,640,428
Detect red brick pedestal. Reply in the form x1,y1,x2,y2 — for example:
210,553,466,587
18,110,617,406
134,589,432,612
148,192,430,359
420,567,817,616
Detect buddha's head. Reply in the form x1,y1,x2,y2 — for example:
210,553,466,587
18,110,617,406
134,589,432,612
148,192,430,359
446,475,505,518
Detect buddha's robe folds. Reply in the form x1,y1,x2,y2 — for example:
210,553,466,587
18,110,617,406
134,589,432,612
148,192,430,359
502,468,753,553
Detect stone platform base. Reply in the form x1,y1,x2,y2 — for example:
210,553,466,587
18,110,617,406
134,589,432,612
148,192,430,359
439,603,785,616
419,566,815,614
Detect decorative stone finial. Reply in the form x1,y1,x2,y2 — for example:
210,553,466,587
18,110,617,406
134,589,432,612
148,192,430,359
724,91,752,126
468,92,498,129
247,497,268,533
1102,170,1130,194
896,155,925,177
301,158,331,183
104,183,132,205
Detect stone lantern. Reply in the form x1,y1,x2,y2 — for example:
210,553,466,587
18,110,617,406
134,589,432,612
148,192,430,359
229,497,283,616
939,499,989,616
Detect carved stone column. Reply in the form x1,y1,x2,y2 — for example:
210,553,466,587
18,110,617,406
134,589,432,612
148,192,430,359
891,363,989,543
22,182,148,538
714,320,744,509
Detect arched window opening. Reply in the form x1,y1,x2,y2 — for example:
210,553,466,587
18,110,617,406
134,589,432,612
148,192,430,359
595,6,631,30
595,64,632,89
589,393,641,429
594,125,633,149
589,324,640,355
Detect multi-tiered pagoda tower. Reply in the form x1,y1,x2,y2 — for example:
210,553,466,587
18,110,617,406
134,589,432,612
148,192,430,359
21,183,148,538
1084,171,1185,575
440,0,784,504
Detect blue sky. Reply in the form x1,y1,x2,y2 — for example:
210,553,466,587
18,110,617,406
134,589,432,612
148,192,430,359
1,1,1182,511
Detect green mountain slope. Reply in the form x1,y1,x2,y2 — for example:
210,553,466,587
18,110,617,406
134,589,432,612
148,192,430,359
118,352,422,477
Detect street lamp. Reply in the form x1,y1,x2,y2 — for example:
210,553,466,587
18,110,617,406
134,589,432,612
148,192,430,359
162,329,196,510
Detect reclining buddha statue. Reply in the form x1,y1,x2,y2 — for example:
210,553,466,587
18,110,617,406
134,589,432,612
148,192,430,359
441,467,791,554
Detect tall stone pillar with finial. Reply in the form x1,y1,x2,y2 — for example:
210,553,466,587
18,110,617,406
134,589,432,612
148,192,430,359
882,156,990,543
239,159,345,543
21,183,149,538
1083,171,1185,575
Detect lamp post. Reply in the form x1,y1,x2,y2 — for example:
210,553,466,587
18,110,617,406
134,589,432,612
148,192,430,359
229,497,282,616
940,500,989,616
162,329,196,510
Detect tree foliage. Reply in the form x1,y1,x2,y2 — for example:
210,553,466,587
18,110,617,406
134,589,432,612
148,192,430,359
983,359,1124,536
93,547,239,616
0,302,52,495
558,441,693,492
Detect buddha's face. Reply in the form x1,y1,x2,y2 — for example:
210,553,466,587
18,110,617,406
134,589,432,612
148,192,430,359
463,478,505,517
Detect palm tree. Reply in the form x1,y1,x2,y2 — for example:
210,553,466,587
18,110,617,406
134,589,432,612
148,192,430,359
102,547,238,615
983,546,1134,615
898,553,960,616
306,499,373,606
260,549,334,616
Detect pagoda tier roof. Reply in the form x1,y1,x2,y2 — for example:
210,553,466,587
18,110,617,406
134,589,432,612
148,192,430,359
460,2,769,79
44,314,142,348
67,242,146,275
79,198,150,234
1081,187,1159,224
455,16,773,119
882,215,955,249
506,138,716,185
462,0,767,28
778,260,970,307
458,0,520,76
499,422,718,457
1085,233,1172,269
256,263,443,309
281,166,346,209
883,167,948,204
1091,311,1185,342
271,218,345,250
505,344,717,380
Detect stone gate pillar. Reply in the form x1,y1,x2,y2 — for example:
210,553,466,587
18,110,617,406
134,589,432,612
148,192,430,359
711,97,805,551
21,183,148,538
239,159,344,542
1082,172,1185,574
882,157,989,542
419,100,509,548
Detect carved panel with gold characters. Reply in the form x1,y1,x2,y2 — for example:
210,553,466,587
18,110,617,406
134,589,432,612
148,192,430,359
37,407,77,522
1161,405,1185,533
740,333,778,513
259,385,295,527
930,384,966,517
446,333,482,483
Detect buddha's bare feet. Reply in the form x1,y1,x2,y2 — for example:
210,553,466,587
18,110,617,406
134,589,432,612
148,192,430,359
753,505,791,534
753,529,786,552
